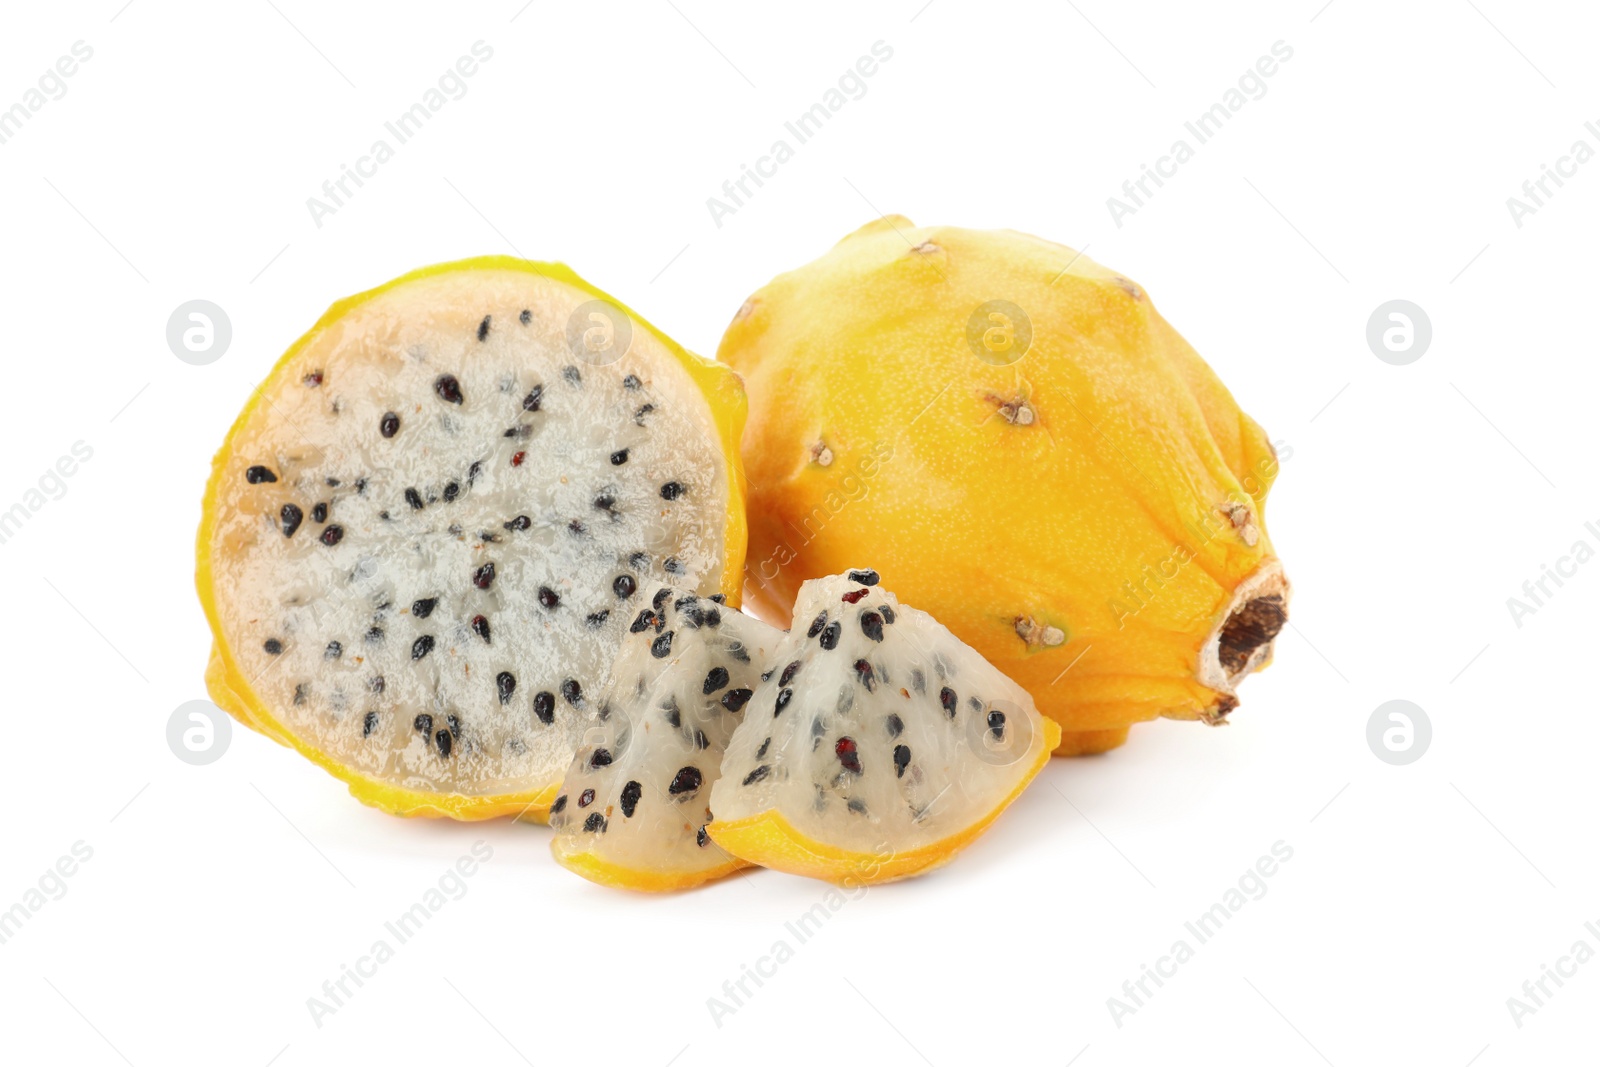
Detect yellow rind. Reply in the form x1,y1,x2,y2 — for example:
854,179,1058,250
707,717,1060,885
196,256,748,822
550,840,751,893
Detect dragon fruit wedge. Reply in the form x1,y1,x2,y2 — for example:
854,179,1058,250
196,257,748,820
550,588,784,890
708,569,1061,884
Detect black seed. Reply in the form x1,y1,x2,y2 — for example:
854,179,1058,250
407,598,435,621
728,643,750,663
756,737,771,759
280,503,303,537
855,660,877,691
987,709,1007,739
467,461,482,486
610,448,629,465
894,744,913,778
820,622,841,650
940,686,958,718
311,502,328,523
694,729,710,750
563,365,582,385
836,737,862,774
561,679,583,706
320,525,344,546
586,610,609,628
263,638,283,655
613,574,637,600
630,609,657,633
369,675,385,695
628,551,649,570
847,569,880,586
970,696,984,712
779,660,801,686
710,593,727,604
434,374,463,404
550,794,567,814
414,714,432,733
326,477,340,487
696,826,710,847
504,515,531,531
366,626,383,643
362,711,379,737
722,688,753,712
623,374,642,389
411,635,435,660
519,309,532,325
664,557,685,576
473,563,496,589
651,631,674,658
583,812,606,833
445,714,460,739
847,797,868,815
620,781,642,818
443,481,460,502
380,412,400,438
653,588,672,611
405,487,424,511
886,714,904,738
589,748,613,769
503,424,531,439
477,315,491,342
380,511,390,520
324,640,342,659
664,700,682,728
538,586,560,609
669,766,703,795
659,481,685,500
496,671,516,704
534,691,555,724
703,666,730,694
860,611,885,642
774,688,793,717
703,607,722,627
431,730,451,758
567,519,588,537
578,788,595,807
742,765,770,786
472,615,491,643
881,605,896,625
910,668,925,694
245,465,277,484
807,613,828,638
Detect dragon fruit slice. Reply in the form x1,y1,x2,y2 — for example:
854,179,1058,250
549,588,784,890
708,570,1060,883
197,257,747,820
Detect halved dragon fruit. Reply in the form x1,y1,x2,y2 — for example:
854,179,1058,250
708,570,1060,883
549,588,784,890
197,258,747,820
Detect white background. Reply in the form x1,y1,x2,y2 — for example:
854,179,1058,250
1,1,1595,1063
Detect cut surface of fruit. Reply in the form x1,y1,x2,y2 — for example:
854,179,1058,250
708,570,1059,884
720,218,1288,754
197,257,747,819
550,589,784,890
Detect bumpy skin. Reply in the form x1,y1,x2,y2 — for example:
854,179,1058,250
720,219,1287,754
196,257,748,820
